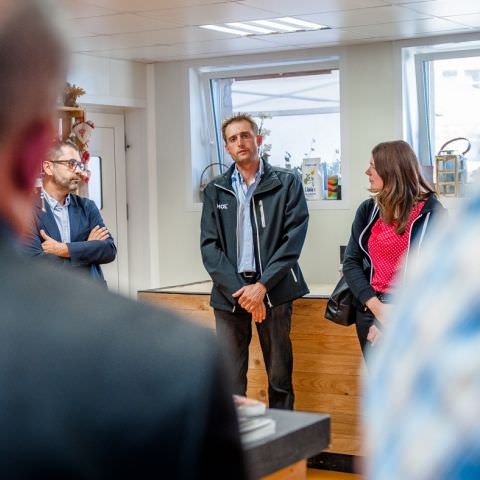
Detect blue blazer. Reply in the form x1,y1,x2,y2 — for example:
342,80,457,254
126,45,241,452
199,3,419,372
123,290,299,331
24,193,117,283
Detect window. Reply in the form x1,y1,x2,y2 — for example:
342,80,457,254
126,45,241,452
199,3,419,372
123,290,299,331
195,59,343,206
404,42,480,193
429,56,480,184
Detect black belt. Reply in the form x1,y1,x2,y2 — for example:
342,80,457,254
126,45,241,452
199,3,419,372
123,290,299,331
240,271,257,279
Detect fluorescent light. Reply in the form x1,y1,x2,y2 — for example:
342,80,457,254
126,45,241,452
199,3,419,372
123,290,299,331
252,19,298,32
199,17,331,37
226,22,273,34
278,17,328,30
200,24,249,36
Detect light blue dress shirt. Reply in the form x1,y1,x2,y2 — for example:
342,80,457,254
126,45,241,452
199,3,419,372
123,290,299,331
231,160,264,273
41,189,71,243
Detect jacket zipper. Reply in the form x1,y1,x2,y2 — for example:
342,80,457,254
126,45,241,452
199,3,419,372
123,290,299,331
358,203,379,283
214,183,239,313
252,197,273,308
403,211,430,280
259,200,266,228
290,268,298,283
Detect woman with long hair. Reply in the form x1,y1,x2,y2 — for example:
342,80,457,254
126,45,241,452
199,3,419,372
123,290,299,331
343,140,445,358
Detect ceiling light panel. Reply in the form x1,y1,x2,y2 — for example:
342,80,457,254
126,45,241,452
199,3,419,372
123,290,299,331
252,19,299,32
200,16,330,37
200,25,250,36
226,22,274,34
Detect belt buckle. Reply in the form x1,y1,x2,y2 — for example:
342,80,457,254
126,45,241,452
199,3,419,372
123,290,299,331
242,271,256,278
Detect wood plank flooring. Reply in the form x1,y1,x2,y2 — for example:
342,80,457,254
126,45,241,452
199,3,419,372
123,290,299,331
307,469,361,479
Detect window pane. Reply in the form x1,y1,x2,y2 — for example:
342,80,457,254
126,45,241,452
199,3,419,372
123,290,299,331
211,69,342,200
432,56,480,184
250,112,340,171
231,71,340,112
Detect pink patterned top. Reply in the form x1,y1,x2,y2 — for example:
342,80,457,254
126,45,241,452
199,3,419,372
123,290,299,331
368,200,426,293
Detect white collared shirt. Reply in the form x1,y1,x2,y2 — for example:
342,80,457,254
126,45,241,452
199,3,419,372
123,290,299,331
41,188,71,243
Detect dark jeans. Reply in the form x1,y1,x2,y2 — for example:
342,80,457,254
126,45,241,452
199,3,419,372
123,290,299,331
214,302,294,410
355,308,376,360
355,293,392,362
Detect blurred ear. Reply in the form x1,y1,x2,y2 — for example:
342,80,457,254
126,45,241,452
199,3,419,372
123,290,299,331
0,118,55,237
256,134,263,146
13,120,55,190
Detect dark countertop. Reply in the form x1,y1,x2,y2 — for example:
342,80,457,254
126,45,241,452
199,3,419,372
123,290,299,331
243,409,330,478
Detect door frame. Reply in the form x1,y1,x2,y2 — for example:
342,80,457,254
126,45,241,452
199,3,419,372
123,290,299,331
87,111,129,295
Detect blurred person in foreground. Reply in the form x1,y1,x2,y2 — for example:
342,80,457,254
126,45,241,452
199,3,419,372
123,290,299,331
343,140,444,360
0,1,245,478
24,141,116,286
363,183,480,479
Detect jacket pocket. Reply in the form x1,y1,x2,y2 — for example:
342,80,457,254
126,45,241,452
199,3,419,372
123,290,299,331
259,200,266,228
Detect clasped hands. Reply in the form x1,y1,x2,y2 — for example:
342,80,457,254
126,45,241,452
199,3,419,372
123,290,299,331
232,282,267,323
40,225,110,258
365,296,391,346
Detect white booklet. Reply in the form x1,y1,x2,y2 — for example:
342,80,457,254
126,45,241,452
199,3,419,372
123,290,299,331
238,416,276,443
233,395,267,417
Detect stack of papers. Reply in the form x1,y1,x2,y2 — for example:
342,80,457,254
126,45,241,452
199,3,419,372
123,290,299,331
233,395,276,443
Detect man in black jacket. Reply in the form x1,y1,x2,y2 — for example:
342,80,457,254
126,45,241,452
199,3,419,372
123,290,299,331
0,2,245,478
201,113,309,409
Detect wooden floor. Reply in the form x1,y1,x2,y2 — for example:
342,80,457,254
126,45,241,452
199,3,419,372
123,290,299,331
307,469,361,479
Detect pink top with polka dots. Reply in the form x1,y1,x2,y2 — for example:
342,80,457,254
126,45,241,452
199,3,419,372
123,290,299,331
368,200,426,293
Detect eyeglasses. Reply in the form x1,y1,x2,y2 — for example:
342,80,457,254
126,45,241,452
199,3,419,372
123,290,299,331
49,159,86,172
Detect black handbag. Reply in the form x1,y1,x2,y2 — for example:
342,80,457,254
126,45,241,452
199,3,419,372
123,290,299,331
324,275,356,326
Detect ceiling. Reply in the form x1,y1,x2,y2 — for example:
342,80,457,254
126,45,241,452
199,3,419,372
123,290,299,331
61,0,480,63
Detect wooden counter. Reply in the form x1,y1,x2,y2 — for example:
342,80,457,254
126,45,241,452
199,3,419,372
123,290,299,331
138,281,363,457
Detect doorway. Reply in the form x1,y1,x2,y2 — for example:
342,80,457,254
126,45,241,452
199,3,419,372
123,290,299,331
86,112,129,295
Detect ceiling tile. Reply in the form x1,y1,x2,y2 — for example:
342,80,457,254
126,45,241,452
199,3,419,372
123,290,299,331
168,36,281,56
346,17,471,39
71,26,246,52
251,28,363,47
447,13,480,27
74,0,230,12
300,5,429,29
402,0,480,17
143,3,279,26
68,13,184,36
84,36,279,62
238,0,386,16
61,0,117,18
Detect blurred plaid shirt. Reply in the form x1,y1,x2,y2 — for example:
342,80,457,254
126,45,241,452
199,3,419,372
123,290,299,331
363,193,480,480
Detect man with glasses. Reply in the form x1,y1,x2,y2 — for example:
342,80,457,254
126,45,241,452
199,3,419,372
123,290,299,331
24,141,116,284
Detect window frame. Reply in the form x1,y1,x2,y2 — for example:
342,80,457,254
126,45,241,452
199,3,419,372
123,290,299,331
414,48,480,166
197,57,349,210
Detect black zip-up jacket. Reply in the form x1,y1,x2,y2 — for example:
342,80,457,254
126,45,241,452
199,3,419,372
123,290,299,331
200,161,309,312
343,193,445,307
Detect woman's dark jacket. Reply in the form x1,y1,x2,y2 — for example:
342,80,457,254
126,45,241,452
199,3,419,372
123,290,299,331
343,193,445,307
200,161,309,312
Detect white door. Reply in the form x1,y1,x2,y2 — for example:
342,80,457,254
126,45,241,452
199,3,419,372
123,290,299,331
86,112,129,295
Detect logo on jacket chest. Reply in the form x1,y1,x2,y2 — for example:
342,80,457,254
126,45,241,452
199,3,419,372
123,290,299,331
216,203,229,210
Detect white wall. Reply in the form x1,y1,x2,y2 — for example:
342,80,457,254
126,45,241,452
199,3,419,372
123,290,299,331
69,54,146,108
68,54,152,296
152,41,403,288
